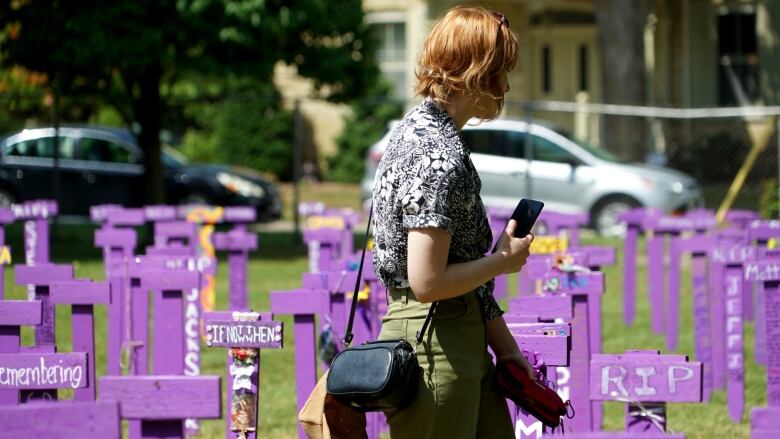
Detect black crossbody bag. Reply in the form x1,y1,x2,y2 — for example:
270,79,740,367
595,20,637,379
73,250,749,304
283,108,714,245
326,207,437,412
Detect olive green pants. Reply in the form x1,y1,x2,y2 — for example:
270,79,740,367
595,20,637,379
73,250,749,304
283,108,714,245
378,288,513,438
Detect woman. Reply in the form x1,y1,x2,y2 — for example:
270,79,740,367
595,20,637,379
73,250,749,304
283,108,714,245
371,5,536,438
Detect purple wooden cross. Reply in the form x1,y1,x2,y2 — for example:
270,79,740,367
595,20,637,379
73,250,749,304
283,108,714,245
153,221,198,254
504,315,571,439
646,213,716,335
139,267,201,437
744,259,780,438
95,225,138,375
214,227,259,311
748,221,780,330
543,271,605,432
666,235,713,400
135,254,207,400
100,375,222,439
90,204,122,223
617,208,660,326
300,270,361,347
557,350,702,439
537,210,588,248
709,229,750,389
722,209,760,229
710,240,756,422
175,205,243,316
518,248,616,297
106,207,146,228
747,219,780,248
13,200,58,300
0,401,120,437
14,264,74,347
303,228,349,274
270,289,330,439
0,208,14,300
144,205,178,222
12,199,56,262
573,246,617,270
49,280,111,401
510,271,605,433
204,311,283,439
140,269,200,373
303,208,360,267
0,352,88,391
0,300,41,405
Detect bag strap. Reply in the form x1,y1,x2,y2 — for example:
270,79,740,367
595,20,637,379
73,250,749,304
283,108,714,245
343,205,437,347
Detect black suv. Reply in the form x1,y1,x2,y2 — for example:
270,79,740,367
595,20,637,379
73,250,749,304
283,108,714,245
0,126,282,221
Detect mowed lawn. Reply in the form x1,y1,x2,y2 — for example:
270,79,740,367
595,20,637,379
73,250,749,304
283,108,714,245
1,187,764,438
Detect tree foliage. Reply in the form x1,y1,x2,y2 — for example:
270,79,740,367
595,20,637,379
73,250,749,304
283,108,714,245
1,0,378,199
213,85,294,180
328,81,402,183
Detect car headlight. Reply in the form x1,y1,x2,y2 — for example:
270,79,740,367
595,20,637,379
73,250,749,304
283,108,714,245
217,172,265,198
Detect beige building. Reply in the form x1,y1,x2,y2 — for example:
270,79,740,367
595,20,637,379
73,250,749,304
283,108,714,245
277,0,778,170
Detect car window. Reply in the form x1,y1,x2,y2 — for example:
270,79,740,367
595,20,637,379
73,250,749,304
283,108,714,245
461,129,526,159
80,138,137,164
532,135,578,163
4,136,76,159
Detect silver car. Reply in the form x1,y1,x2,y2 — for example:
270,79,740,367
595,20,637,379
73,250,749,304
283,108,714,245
361,118,703,236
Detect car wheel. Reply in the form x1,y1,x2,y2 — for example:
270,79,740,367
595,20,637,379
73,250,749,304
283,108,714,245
592,196,640,237
0,188,15,208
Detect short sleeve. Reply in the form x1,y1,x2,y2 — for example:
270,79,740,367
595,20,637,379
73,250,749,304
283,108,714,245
401,154,466,235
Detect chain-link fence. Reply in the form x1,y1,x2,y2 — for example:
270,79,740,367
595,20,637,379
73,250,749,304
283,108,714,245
3,89,780,220
507,100,780,218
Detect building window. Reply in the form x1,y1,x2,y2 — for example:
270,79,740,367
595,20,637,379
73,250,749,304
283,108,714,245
370,21,407,100
579,45,588,92
717,9,759,105
542,45,552,93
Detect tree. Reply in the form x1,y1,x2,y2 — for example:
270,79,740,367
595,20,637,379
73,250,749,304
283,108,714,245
594,0,653,161
1,0,378,202
328,81,402,183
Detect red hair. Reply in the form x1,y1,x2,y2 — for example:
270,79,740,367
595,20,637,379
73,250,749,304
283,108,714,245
416,6,518,119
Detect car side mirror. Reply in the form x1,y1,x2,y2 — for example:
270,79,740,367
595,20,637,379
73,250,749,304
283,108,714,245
565,157,580,168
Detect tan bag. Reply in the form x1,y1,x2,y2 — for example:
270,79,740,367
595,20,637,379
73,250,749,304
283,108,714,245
298,371,367,439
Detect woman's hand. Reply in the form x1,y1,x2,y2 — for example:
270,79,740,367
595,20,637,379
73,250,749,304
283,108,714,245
497,351,537,381
493,219,534,274
487,317,536,380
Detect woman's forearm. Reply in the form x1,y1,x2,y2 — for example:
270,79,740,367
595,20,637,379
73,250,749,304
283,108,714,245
486,316,520,358
407,227,518,303
411,252,507,303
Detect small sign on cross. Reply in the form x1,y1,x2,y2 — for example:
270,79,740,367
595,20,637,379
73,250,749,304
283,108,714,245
204,311,283,439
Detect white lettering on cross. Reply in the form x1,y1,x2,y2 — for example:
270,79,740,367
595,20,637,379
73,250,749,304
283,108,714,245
515,418,543,439
634,366,657,396
668,366,694,394
601,365,629,397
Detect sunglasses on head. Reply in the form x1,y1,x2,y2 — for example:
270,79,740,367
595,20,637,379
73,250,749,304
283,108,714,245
491,10,509,28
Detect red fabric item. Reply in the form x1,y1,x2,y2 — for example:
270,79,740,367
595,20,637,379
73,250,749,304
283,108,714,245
496,361,568,428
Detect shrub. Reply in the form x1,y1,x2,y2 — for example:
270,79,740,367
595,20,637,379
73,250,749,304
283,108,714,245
212,87,294,180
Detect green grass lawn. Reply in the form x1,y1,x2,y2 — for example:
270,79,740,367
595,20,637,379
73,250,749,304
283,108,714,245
2,220,763,438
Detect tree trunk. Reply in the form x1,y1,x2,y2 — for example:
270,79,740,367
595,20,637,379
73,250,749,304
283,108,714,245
135,65,165,204
595,0,653,161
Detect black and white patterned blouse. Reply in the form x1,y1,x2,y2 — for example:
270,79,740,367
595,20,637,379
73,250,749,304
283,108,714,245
371,99,503,321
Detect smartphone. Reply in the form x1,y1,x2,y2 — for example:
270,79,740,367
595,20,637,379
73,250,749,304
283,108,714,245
509,198,544,238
